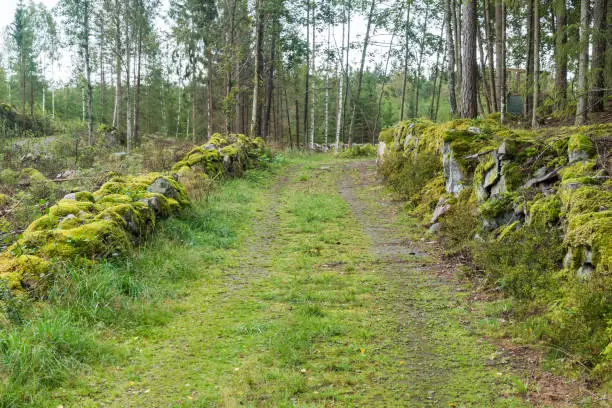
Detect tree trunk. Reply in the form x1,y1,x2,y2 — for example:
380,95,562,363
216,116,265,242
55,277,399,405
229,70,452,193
591,0,606,112
400,3,411,121
250,0,264,138
532,0,540,128
495,0,506,121
310,5,316,149
575,0,590,125
460,0,478,118
453,0,462,96
373,30,397,142
303,0,310,146
113,0,121,129
295,98,300,148
446,0,458,116
335,2,345,151
126,21,132,153
477,21,492,114
526,0,534,119
348,0,376,146
553,0,567,108
435,51,446,120
192,74,196,143
100,39,106,123
324,18,330,145
284,89,292,146
263,30,277,141
342,0,351,142
208,47,214,138
134,26,142,144
414,7,429,118
484,0,497,111
430,22,445,119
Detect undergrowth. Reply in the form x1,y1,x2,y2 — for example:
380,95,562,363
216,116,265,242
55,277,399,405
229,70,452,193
0,165,276,407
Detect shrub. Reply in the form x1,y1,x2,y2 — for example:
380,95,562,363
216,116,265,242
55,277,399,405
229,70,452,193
378,151,442,198
472,224,564,299
438,198,478,253
337,144,377,158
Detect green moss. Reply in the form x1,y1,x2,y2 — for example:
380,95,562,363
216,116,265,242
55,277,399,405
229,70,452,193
565,211,612,273
19,168,47,184
49,200,96,218
478,192,519,219
501,162,524,191
187,152,205,166
568,133,594,156
0,254,53,293
379,128,395,144
208,133,229,147
410,175,446,221
473,155,496,189
25,215,58,232
528,195,562,226
221,145,240,157
95,193,133,205
57,215,86,230
44,220,131,259
562,186,612,219
495,220,520,241
0,193,10,207
560,160,597,182
75,191,95,202
0,168,18,185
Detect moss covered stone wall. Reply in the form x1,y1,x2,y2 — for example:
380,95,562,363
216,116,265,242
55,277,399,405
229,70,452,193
378,119,612,377
0,134,267,296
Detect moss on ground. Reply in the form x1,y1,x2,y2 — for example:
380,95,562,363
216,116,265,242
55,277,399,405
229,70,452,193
0,134,266,297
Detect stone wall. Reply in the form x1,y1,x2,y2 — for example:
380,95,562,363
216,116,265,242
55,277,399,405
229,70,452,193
0,134,267,296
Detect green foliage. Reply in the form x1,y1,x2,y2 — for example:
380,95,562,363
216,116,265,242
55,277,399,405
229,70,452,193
473,224,564,299
438,198,479,253
337,144,377,158
0,310,108,404
378,151,442,198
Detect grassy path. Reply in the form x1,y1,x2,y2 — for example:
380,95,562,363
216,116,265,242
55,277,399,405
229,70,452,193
53,156,530,407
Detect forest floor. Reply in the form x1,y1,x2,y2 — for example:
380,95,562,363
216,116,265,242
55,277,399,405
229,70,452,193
48,156,595,407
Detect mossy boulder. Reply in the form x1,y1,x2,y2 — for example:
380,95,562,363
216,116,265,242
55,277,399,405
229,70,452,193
567,133,594,163
0,254,53,294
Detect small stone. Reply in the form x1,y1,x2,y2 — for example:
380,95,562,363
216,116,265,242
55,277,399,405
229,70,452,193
147,177,178,199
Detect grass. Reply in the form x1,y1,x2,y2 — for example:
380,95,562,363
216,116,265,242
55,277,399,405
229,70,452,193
1,154,533,407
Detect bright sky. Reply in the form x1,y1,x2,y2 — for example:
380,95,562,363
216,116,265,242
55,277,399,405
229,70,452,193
1,0,58,34
0,0,402,85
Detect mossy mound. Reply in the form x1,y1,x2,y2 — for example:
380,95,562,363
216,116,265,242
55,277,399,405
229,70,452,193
378,120,612,374
171,133,266,181
0,134,267,295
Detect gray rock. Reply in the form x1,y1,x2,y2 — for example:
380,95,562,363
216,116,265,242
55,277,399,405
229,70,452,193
430,197,450,224
467,126,481,134
577,264,594,279
111,152,129,160
20,152,39,163
443,142,465,195
376,141,387,165
497,141,509,156
147,177,178,199
426,223,441,236
563,250,573,269
568,149,590,164
533,166,548,179
140,196,161,214
63,192,77,200
490,172,508,196
56,169,78,180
